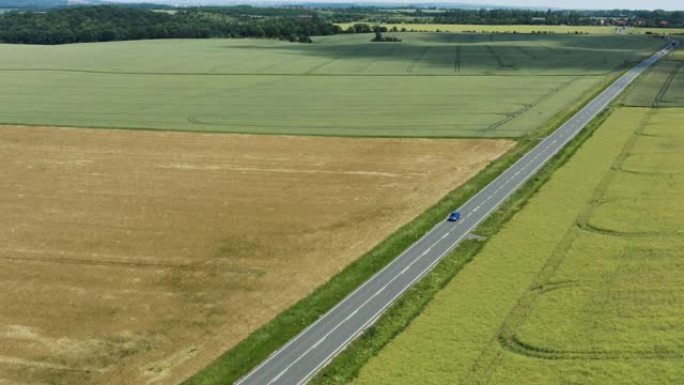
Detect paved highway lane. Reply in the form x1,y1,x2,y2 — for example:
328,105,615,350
236,41,677,385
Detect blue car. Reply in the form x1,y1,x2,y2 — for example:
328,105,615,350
447,211,461,222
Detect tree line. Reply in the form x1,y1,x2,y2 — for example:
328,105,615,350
362,8,684,28
0,6,341,45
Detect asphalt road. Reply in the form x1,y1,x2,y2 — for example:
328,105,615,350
236,41,677,385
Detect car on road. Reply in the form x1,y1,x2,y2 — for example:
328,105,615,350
447,211,461,222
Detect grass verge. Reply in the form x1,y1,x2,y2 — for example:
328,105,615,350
182,65,629,385
310,106,615,385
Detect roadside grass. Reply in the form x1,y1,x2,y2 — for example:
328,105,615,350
0,33,661,137
310,98,615,385
181,127,525,385
348,105,639,385
182,58,625,385
346,106,684,384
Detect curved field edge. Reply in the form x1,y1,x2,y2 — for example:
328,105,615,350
181,60,625,385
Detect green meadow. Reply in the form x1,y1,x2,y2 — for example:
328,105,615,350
0,33,662,137
349,106,684,384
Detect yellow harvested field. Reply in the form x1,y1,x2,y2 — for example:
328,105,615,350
0,125,513,385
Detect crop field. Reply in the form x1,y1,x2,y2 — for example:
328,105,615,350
0,33,662,137
624,48,684,107
351,107,684,385
0,125,513,385
338,23,684,35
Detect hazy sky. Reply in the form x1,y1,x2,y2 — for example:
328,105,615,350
118,0,682,11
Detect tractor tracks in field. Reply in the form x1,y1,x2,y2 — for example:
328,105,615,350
485,45,507,70
483,77,578,134
653,61,684,107
406,46,430,74
462,216,588,385
454,46,462,73
514,45,539,60
611,151,684,176
476,45,582,134
462,108,683,385
0,67,604,77
577,110,684,237
499,335,684,361
305,57,340,74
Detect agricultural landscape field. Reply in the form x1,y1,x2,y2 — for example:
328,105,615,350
350,77,684,384
0,25,671,385
0,33,662,137
0,125,512,385
338,23,684,35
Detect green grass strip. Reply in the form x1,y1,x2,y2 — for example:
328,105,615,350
310,104,616,385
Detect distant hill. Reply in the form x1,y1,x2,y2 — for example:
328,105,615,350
1,0,68,8
0,0,553,11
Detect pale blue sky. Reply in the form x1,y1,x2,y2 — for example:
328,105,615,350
442,0,681,10
116,0,683,11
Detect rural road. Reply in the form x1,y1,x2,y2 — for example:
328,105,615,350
236,41,677,385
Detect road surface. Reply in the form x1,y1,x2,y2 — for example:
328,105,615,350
237,41,677,385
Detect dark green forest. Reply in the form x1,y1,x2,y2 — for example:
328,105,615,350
0,6,340,44
0,4,682,46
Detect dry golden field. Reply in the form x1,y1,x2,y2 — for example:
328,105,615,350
0,125,513,385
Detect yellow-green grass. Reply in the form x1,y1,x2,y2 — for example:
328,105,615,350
350,107,684,385
624,47,684,107
0,33,661,137
337,23,684,35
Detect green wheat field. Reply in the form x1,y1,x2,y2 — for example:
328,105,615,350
0,33,662,137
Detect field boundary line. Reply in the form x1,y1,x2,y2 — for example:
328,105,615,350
0,67,607,77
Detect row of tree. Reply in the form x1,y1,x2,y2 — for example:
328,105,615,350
0,6,341,45
376,8,684,28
